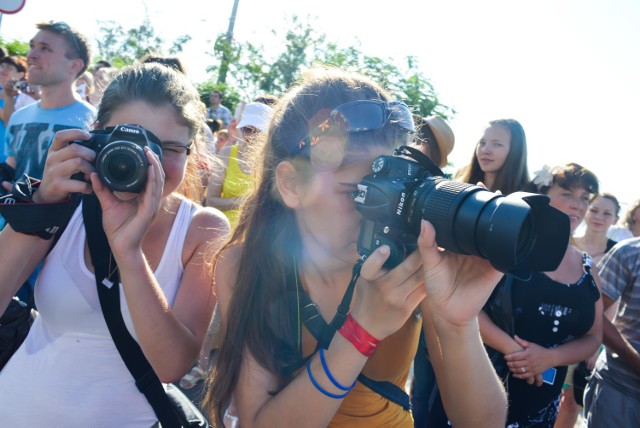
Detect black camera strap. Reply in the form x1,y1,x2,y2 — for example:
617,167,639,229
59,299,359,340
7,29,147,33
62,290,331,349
292,259,411,411
82,194,183,428
0,174,80,240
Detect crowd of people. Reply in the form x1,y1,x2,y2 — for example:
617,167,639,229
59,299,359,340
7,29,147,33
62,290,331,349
0,20,639,428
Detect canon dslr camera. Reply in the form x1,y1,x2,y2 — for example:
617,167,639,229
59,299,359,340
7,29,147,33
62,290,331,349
73,124,162,193
355,146,570,279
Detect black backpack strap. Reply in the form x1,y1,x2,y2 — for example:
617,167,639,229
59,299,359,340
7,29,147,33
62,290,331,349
357,374,411,411
294,262,410,411
82,194,183,428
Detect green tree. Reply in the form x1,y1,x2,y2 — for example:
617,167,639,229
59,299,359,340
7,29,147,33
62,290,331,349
0,37,29,56
201,15,453,119
94,16,191,67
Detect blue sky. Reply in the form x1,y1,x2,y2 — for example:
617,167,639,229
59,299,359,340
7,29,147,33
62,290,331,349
1,0,638,212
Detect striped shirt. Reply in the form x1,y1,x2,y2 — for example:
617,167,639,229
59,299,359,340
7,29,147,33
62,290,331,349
594,237,640,397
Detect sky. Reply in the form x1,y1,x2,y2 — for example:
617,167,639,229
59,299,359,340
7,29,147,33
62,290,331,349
1,0,638,213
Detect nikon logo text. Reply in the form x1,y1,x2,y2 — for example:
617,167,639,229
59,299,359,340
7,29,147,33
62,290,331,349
396,192,406,215
121,127,140,134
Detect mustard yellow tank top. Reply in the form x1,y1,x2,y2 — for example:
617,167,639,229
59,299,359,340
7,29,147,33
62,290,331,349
221,145,252,227
300,315,422,427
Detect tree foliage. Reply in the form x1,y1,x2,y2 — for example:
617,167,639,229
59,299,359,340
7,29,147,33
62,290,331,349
205,15,454,119
0,37,29,56
94,16,191,67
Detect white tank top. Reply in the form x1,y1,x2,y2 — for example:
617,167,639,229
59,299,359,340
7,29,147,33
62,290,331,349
0,198,197,427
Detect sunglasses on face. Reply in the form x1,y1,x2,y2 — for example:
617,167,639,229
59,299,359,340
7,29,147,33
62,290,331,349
297,100,415,154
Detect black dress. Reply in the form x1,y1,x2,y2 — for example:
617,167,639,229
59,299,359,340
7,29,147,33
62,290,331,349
505,254,600,427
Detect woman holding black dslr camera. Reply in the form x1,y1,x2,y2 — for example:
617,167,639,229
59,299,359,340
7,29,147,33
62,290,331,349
0,63,229,426
204,67,507,427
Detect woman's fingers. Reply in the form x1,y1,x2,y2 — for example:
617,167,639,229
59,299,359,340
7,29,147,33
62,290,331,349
359,245,391,281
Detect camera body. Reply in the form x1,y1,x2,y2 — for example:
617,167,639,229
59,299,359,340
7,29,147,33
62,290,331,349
12,81,29,92
355,146,569,278
73,124,162,193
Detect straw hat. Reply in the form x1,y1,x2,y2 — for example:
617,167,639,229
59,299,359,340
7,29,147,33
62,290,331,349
423,115,455,168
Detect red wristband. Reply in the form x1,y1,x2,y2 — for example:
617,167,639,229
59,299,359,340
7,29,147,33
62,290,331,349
338,314,381,357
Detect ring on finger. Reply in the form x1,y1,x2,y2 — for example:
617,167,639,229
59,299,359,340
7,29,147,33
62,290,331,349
520,367,526,374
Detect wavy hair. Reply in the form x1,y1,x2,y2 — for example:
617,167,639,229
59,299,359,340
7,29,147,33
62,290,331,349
204,66,410,426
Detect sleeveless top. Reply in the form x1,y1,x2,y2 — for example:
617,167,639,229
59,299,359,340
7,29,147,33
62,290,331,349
221,145,252,227
505,253,600,427
0,199,197,427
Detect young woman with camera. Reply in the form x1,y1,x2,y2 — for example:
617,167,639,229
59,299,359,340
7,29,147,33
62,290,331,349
481,163,604,427
203,67,507,427
0,63,229,426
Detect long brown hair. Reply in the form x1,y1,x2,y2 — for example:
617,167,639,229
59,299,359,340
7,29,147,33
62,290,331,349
456,119,529,194
204,67,409,426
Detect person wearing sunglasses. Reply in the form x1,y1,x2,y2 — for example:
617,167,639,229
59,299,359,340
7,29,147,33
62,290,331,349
205,101,274,228
203,67,506,427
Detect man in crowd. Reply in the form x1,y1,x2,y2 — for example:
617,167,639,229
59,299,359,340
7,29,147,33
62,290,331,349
2,21,96,189
584,237,640,426
206,90,232,128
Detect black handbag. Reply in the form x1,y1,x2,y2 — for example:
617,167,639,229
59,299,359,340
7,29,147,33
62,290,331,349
82,194,210,428
0,294,36,370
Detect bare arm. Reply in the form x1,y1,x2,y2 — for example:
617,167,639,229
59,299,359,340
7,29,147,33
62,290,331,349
115,205,230,382
218,238,427,427
0,226,53,313
602,294,640,375
418,220,506,427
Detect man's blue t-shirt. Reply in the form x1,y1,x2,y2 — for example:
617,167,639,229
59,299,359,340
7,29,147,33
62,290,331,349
4,100,96,180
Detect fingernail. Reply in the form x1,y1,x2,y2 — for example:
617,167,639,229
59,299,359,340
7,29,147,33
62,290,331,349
378,245,390,256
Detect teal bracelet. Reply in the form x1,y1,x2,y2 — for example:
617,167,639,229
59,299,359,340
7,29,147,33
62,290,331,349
319,348,356,391
307,360,350,399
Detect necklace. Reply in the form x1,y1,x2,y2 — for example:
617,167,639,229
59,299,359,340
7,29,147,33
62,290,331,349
101,253,119,289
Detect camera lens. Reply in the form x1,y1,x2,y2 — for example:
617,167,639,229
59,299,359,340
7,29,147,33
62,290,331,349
107,152,137,182
355,152,570,277
96,141,147,192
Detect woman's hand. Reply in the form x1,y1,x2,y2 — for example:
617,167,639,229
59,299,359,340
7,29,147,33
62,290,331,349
505,335,556,378
350,244,426,341
418,220,502,328
32,129,96,203
91,147,165,257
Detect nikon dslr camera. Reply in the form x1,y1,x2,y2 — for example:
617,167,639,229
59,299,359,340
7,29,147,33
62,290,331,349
354,145,570,278
73,124,162,193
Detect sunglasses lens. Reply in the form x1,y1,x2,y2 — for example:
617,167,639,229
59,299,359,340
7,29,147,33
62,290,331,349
333,102,386,132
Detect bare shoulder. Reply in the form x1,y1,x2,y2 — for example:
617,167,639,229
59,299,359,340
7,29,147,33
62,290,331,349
182,201,230,260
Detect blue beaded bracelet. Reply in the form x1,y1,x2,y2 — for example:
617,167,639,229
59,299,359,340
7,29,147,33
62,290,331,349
307,360,350,399
319,348,356,391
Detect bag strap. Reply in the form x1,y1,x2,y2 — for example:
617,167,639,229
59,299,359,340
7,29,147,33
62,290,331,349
500,274,515,337
82,194,183,428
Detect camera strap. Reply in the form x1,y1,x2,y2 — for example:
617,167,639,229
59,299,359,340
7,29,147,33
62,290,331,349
292,259,411,411
82,194,183,428
0,174,80,240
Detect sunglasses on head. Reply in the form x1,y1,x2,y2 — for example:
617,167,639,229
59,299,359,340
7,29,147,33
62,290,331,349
297,100,415,154
47,21,83,59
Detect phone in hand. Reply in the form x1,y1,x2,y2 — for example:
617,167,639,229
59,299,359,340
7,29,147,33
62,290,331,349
542,367,557,385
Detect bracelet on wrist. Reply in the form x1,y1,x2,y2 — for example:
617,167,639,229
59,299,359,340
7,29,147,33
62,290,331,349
338,313,381,357
307,360,350,399
319,348,356,392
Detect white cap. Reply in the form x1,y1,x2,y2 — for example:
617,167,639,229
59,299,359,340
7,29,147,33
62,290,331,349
236,102,274,132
